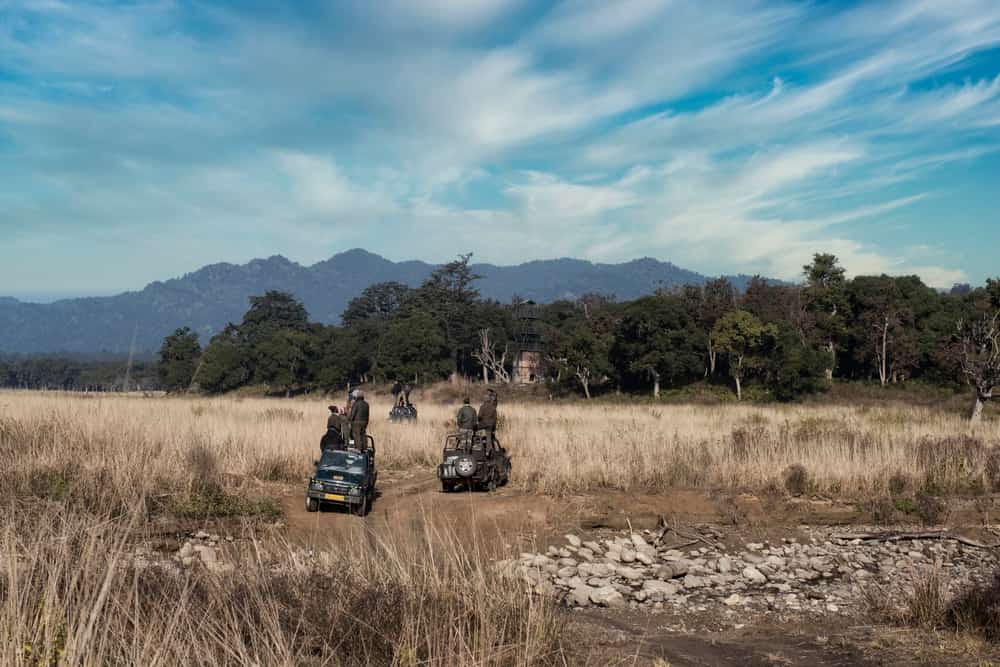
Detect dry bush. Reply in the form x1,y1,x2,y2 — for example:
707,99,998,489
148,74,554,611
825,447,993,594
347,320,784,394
888,470,911,496
782,464,811,496
905,565,947,628
0,505,564,666
868,566,1000,645
947,570,1000,643
914,492,951,526
864,565,946,630
863,495,897,525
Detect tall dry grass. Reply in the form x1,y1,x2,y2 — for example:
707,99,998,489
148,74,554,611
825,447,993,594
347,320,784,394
2,389,999,498
0,504,563,666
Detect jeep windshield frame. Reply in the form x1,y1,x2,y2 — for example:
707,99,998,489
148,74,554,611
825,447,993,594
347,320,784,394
318,450,368,476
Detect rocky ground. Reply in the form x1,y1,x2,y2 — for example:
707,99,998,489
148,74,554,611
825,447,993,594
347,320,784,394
505,524,999,631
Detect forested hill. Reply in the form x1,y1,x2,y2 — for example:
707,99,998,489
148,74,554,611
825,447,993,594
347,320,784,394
0,249,762,355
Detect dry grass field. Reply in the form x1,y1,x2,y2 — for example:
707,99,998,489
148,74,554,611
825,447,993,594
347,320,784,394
3,388,1000,666
3,389,999,504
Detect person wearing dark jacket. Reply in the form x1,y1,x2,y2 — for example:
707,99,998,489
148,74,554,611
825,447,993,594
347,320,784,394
478,390,498,448
348,391,370,449
456,397,478,432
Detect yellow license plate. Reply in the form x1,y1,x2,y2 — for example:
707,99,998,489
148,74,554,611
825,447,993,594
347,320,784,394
323,493,345,501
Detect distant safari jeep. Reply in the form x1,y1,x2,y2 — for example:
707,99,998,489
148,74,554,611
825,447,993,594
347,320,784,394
388,403,418,423
306,437,377,516
437,430,511,493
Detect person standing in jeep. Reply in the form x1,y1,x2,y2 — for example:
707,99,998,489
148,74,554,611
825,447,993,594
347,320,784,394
456,397,478,432
349,390,370,449
478,390,498,446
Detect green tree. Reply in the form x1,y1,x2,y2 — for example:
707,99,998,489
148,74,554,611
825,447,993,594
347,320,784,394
803,253,848,378
157,327,201,392
409,253,481,379
611,296,702,397
544,298,617,399
712,310,778,400
958,311,1000,423
198,325,249,394
341,281,412,326
374,312,451,382
679,278,736,377
253,328,311,395
312,326,368,390
767,324,830,401
239,290,309,348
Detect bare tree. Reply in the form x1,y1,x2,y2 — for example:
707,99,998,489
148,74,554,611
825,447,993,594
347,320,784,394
959,311,1000,423
471,328,510,385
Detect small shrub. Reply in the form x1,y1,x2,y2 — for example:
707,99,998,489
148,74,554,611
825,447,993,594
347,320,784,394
865,566,946,630
986,448,1000,491
28,468,74,502
914,492,950,526
782,464,811,496
170,488,282,520
863,495,896,525
905,565,946,628
251,455,301,482
888,471,910,496
185,442,222,496
718,497,746,526
893,497,917,514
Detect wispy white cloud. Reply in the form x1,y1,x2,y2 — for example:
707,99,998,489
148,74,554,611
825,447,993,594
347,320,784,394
0,0,997,293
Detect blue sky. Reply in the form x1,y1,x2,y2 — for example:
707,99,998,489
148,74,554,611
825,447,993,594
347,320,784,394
2,0,999,301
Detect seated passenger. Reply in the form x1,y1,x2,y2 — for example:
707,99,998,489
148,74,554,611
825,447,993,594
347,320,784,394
320,427,344,452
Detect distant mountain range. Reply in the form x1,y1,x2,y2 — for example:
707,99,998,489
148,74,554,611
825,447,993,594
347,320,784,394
0,249,768,356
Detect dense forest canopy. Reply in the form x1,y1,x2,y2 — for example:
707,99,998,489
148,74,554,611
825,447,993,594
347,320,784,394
6,253,999,417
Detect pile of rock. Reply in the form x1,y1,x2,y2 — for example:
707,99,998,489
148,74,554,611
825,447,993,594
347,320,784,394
504,528,998,619
175,530,234,574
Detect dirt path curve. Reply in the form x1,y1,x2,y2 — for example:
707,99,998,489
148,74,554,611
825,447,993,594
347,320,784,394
277,470,554,551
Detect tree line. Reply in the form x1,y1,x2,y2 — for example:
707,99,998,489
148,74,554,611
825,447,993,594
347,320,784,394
152,253,1000,420
0,355,158,392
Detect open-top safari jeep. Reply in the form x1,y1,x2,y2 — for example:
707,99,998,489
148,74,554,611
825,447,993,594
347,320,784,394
388,403,418,423
306,435,377,516
437,430,511,493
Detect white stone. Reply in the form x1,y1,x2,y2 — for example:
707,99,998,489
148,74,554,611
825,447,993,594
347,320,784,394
590,586,626,608
743,566,767,584
636,552,655,566
642,580,678,596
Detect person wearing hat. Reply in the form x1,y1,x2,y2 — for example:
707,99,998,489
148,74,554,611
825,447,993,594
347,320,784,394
456,396,478,432
348,389,370,449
